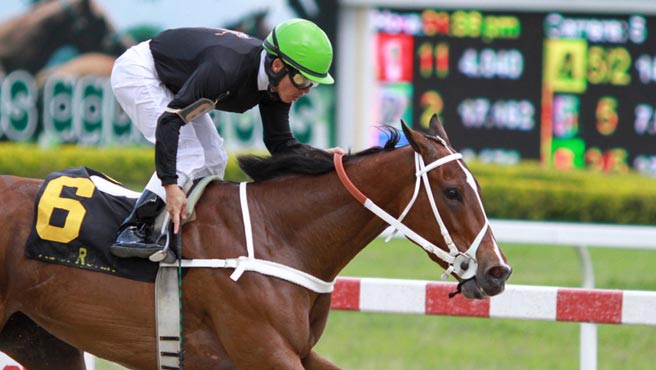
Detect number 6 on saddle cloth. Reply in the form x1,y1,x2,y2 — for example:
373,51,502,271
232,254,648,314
24,167,194,283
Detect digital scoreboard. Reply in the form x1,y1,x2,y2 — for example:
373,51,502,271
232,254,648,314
374,8,656,175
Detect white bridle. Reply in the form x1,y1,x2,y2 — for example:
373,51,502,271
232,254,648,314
334,139,491,280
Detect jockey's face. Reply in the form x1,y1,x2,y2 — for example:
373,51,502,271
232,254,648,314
270,58,311,104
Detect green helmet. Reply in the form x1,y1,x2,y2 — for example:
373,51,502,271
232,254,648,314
263,19,334,85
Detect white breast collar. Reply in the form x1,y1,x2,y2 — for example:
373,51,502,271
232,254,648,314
161,182,335,293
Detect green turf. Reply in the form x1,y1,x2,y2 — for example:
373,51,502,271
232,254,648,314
96,239,656,370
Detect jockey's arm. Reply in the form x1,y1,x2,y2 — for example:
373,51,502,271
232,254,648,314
155,111,183,186
259,99,343,155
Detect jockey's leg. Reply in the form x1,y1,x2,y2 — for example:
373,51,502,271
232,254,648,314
110,187,166,258
109,40,183,260
189,112,228,182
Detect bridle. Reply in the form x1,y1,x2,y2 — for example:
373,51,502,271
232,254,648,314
333,137,490,280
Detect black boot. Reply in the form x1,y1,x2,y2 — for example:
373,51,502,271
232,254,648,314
110,190,166,258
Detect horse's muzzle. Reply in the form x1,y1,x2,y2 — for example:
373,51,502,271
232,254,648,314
460,264,512,299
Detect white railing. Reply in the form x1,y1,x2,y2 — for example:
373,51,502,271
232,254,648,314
492,220,656,370
379,219,656,370
331,277,656,325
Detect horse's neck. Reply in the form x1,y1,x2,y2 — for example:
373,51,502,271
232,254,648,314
245,148,416,282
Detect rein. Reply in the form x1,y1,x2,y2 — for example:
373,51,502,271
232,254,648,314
334,146,489,281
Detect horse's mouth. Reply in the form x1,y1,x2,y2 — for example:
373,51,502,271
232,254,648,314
460,279,487,299
459,277,506,299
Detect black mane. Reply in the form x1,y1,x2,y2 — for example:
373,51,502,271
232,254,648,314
238,126,402,182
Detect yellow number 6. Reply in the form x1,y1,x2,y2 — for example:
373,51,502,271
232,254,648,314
36,176,95,243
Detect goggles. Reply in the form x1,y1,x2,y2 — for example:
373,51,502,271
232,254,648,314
286,66,318,90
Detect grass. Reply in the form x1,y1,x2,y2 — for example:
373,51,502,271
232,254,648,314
96,238,656,370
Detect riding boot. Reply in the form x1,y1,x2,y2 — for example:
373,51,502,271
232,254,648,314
110,190,166,258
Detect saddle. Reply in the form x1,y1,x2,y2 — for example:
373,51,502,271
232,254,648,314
24,167,220,283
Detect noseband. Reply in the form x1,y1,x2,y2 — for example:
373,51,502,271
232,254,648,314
334,140,489,280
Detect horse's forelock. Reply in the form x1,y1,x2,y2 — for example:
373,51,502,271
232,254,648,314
351,125,401,157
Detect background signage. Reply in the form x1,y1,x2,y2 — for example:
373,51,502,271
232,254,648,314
374,8,656,175
0,0,338,151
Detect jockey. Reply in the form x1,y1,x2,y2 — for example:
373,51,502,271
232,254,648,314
109,19,343,259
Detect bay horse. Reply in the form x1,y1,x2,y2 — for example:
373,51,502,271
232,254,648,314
0,0,133,76
0,116,511,369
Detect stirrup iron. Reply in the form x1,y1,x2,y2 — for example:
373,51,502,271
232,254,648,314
149,213,176,263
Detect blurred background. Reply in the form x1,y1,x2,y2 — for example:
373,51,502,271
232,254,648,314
0,0,655,369
2,0,656,173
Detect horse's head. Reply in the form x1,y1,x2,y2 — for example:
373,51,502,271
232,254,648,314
63,0,134,56
398,114,511,299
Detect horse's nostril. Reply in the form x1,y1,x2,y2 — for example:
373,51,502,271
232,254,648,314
486,265,511,281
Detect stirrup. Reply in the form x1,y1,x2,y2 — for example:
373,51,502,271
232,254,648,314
149,233,176,263
149,213,177,263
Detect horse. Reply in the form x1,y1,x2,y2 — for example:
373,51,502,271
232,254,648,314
0,115,511,369
0,0,133,76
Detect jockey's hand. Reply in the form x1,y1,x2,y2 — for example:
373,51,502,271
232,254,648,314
164,184,187,234
325,147,346,155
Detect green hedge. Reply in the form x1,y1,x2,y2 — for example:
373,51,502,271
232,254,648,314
0,144,156,186
0,143,248,187
469,161,656,225
1,144,655,224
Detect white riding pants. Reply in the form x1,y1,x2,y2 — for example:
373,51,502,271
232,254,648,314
110,40,227,199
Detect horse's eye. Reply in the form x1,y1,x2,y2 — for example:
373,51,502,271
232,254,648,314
443,187,461,201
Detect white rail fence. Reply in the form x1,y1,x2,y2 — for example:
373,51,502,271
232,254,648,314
331,277,656,326
490,219,656,370
359,219,656,370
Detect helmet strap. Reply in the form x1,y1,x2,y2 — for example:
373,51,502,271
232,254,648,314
264,54,287,89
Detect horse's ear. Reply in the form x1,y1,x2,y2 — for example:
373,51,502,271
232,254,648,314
429,114,451,146
401,119,422,153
